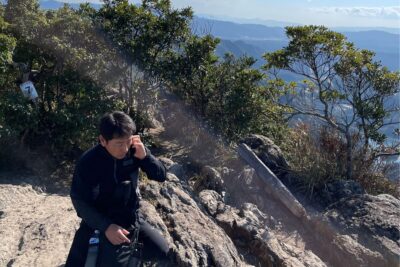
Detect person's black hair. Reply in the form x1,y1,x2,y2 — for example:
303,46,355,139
99,111,136,141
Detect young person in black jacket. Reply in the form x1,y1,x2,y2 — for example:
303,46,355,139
65,111,169,266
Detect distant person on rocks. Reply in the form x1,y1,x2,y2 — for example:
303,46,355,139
65,111,169,267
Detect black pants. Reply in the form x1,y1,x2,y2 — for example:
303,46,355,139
65,219,170,267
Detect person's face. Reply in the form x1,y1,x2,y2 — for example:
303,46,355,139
99,135,133,159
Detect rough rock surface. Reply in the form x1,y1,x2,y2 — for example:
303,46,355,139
154,84,400,266
240,134,289,175
317,179,365,207
239,135,400,267
199,189,327,267
324,194,400,266
140,173,249,267
191,165,225,194
159,157,186,181
0,172,250,267
1,146,399,267
0,182,79,267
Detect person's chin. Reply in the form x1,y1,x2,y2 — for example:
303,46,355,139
115,154,126,159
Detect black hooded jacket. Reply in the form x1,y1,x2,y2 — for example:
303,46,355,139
70,144,166,231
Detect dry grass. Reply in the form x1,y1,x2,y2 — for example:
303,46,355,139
284,123,399,198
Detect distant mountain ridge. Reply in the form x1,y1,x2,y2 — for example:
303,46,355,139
195,13,301,28
196,14,399,35
333,27,399,35
37,2,399,71
39,0,101,10
192,17,400,71
192,17,287,41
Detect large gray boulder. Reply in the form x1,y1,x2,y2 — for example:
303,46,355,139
324,194,400,267
318,179,365,207
240,134,289,176
191,165,225,195
140,173,250,267
158,157,186,181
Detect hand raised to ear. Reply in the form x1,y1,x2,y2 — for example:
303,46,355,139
131,135,146,160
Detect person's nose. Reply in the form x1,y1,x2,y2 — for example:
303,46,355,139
122,144,130,153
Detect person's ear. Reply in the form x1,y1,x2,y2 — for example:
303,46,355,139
99,135,107,147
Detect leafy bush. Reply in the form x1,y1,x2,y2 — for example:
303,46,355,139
0,1,127,171
166,51,288,144
0,69,123,170
0,0,288,173
264,25,400,181
285,123,399,198
357,171,399,197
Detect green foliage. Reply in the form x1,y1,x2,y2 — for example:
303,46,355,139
205,54,286,142
4,0,44,40
43,5,123,84
0,1,124,169
94,0,288,145
0,69,119,157
161,34,220,93
127,107,153,134
96,0,193,77
264,25,400,180
0,0,289,174
162,34,219,114
0,14,16,86
166,45,288,143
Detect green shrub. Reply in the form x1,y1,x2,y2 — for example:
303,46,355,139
285,123,398,198
0,69,123,167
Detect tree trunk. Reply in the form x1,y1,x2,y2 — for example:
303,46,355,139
345,131,353,180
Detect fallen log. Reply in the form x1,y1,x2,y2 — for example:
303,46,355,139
237,143,307,219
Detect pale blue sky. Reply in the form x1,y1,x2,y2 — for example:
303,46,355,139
63,0,400,28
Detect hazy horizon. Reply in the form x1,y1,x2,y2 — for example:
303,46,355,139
47,0,400,28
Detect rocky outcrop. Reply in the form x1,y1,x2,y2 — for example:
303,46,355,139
140,173,249,267
0,182,79,267
190,165,225,194
0,172,250,267
198,189,327,267
237,143,307,219
240,134,289,176
0,142,398,267
324,194,400,267
318,179,365,207
238,134,400,267
159,157,186,181
0,175,246,267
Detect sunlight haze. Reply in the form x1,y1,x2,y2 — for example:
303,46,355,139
59,0,400,28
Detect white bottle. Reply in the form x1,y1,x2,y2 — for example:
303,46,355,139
85,230,100,267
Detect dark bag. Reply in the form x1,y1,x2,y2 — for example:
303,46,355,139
96,228,142,267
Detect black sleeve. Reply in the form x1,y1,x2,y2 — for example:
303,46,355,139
70,160,112,232
138,147,166,182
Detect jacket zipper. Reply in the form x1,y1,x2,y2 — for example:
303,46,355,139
113,159,118,184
